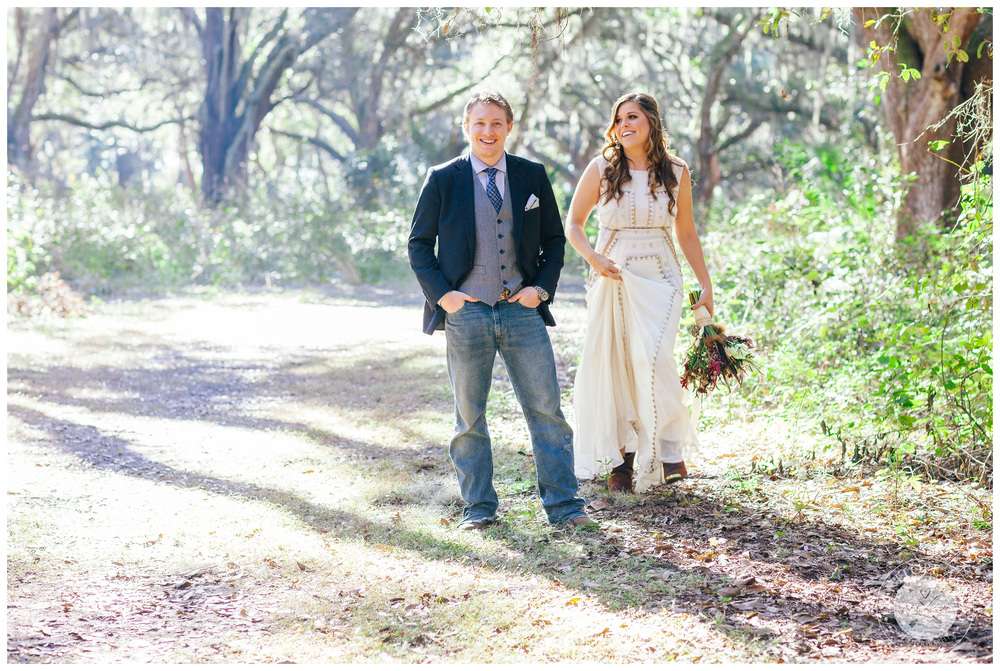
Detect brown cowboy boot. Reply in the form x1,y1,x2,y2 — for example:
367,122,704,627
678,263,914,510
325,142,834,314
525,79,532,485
662,461,688,483
607,452,635,492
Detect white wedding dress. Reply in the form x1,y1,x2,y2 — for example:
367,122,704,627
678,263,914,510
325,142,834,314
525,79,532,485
573,155,699,493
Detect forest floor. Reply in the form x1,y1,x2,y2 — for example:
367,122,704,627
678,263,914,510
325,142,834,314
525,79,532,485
6,275,993,664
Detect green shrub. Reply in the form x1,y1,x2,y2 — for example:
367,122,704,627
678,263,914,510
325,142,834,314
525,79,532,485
705,145,992,483
5,166,415,295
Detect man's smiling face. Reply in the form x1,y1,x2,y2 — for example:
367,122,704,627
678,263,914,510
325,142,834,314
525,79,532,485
464,102,512,166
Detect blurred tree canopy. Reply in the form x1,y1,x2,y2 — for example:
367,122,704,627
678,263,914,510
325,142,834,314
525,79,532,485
7,7,990,227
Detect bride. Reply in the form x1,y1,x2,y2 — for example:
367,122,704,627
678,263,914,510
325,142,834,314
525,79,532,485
566,92,714,493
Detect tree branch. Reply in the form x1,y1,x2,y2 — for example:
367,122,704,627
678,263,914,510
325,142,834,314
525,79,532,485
486,8,590,34
413,54,513,116
272,73,316,106
9,9,27,100
178,7,202,38
565,85,609,118
31,113,187,133
57,8,80,33
520,145,574,181
301,7,359,52
57,73,157,98
237,8,288,94
701,13,757,146
269,128,346,162
299,99,361,146
647,45,696,102
718,117,765,152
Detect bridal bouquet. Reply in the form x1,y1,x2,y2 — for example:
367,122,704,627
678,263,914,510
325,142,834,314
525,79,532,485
680,290,759,395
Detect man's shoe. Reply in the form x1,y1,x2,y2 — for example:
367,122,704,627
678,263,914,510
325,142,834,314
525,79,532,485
457,519,494,531
566,514,597,527
662,461,688,483
607,451,635,492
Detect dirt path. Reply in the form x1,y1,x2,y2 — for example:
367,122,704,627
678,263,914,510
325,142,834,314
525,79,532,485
6,281,992,663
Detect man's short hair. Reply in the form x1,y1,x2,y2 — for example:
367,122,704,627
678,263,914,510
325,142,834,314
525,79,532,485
463,90,515,126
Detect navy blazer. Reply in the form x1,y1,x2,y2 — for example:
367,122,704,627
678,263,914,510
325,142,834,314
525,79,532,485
407,153,566,335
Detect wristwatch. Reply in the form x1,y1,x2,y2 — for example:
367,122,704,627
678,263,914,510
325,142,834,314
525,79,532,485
533,286,549,301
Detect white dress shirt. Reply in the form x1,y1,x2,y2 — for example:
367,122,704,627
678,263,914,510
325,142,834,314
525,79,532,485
470,152,507,198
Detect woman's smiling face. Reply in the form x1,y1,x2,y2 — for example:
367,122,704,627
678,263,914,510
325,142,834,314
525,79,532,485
614,101,651,151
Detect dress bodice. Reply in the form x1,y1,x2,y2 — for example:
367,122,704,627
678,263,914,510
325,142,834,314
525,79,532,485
595,155,687,231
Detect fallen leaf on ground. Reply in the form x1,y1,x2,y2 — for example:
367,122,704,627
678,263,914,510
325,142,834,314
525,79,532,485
731,599,764,611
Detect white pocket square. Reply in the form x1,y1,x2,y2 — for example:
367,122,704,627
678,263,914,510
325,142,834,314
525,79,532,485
525,194,540,211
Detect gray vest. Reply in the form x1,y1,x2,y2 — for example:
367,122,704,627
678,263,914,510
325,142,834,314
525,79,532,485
459,174,523,305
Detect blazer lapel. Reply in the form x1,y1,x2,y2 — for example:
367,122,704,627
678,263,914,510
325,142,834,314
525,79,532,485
507,155,526,251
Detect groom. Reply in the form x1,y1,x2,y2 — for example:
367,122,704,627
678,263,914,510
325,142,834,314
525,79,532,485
408,90,592,530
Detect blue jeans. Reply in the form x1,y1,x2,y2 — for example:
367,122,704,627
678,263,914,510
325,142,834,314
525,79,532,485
445,300,586,525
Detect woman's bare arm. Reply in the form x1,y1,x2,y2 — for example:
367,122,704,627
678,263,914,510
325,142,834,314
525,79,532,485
566,158,620,280
674,166,714,314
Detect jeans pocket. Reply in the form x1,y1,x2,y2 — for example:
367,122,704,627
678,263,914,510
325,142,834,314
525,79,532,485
446,298,476,322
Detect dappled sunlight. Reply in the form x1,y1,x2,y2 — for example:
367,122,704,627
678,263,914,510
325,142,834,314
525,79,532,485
8,289,991,662
13,394,751,663
138,294,435,353
264,400,451,456
7,398,375,513
8,434,332,573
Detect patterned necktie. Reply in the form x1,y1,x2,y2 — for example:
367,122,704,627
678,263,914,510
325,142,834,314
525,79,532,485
486,167,503,213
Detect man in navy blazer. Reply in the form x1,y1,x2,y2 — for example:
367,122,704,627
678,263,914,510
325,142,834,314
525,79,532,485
408,91,591,530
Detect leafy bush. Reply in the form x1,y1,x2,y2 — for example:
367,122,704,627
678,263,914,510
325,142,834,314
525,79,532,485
6,164,415,297
7,170,196,295
706,144,992,483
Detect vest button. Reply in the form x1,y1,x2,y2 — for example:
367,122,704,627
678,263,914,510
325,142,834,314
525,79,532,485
497,219,502,224
501,265,506,270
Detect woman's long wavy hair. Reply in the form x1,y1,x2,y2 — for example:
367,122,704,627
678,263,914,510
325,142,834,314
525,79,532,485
599,93,683,214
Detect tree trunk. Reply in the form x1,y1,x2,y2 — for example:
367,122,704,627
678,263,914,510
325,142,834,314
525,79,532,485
7,9,77,176
194,8,352,202
197,8,253,201
697,13,755,206
853,7,990,242
357,8,417,151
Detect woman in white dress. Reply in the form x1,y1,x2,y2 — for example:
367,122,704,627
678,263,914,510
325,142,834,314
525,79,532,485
567,92,714,493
